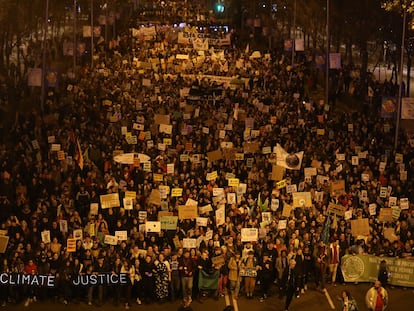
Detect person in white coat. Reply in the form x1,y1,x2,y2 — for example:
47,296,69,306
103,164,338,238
365,280,388,311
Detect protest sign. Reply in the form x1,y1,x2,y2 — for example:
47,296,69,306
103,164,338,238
241,228,258,242
341,254,414,287
0,236,9,253
171,188,183,197
67,238,77,252
327,203,346,217
183,238,197,249
148,189,162,206
196,217,208,227
146,221,161,233
351,219,369,237
100,193,120,209
104,235,118,245
41,231,51,244
115,231,128,241
282,204,293,217
215,206,225,226
331,180,345,196
292,192,312,208
178,205,198,219
160,216,178,230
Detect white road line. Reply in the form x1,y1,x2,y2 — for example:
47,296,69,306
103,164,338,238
323,288,336,309
224,293,231,306
232,297,239,311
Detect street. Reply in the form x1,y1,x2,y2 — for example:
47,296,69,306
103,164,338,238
2,283,413,311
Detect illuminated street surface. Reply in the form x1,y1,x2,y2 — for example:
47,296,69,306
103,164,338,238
3,283,414,310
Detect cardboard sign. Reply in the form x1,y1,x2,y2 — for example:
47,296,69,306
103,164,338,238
123,198,133,210
207,150,223,162
115,230,128,241
241,228,258,242
292,192,312,208
90,203,99,215
148,189,161,206
73,229,83,240
171,188,183,197
178,205,198,219
369,203,377,216
327,203,346,217
351,218,370,237
270,165,285,181
104,235,118,245
282,204,293,217
160,216,178,230
215,206,225,226
331,180,346,196
41,230,51,244
196,217,208,227
182,238,197,249
59,220,68,233
278,220,287,230
67,238,77,252
100,193,120,209
146,221,161,233
400,198,409,210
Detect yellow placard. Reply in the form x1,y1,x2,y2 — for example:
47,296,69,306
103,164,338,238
163,138,172,145
228,178,240,187
171,188,183,197
235,153,244,160
124,191,136,199
153,173,164,182
277,179,287,189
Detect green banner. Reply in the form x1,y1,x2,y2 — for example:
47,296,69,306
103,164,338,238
341,254,414,287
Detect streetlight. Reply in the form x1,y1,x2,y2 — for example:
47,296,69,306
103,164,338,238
395,9,407,150
325,0,330,109
40,0,50,113
291,0,296,67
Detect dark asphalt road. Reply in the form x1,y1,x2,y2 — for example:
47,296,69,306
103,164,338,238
2,283,413,311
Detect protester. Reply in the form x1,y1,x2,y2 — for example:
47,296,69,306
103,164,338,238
337,290,358,311
281,259,299,311
0,0,413,309
365,280,388,311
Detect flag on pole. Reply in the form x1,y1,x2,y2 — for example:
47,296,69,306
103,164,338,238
274,144,304,170
321,215,331,245
77,139,84,170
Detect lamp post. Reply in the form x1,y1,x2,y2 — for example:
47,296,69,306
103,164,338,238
395,9,407,150
91,0,94,69
291,0,296,66
325,0,330,109
73,0,77,78
40,0,49,113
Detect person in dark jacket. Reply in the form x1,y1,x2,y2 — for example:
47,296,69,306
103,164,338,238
281,259,300,311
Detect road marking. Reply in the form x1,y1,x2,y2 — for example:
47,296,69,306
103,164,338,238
232,296,239,311
224,292,231,306
323,288,336,309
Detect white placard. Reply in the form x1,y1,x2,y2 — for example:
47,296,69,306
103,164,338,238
115,230,128,241
196,217,208,227
146,221,161,233
241,228,258,242
104,235,118,245
369,203,377,216
400,198,409,210
183,238,197,248
41,230,51,244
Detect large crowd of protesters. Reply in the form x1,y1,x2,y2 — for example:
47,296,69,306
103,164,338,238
0,3,413,310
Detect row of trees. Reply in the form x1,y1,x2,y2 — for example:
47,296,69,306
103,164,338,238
0,0,412,92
